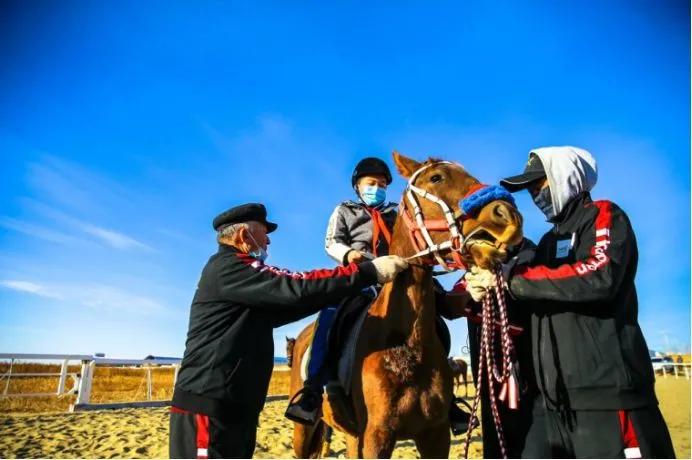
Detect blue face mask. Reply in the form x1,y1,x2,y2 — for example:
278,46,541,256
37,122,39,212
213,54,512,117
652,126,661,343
532,186,555,220
359,185,386,207
248,232,269,262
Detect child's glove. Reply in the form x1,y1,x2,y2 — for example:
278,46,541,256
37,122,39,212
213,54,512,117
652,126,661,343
347,250,366,264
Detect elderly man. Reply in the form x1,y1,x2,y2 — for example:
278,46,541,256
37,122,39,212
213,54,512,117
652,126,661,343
169,203,408,459
467,147,675,458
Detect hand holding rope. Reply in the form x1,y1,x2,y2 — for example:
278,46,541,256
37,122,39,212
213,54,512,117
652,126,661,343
463,267,519,460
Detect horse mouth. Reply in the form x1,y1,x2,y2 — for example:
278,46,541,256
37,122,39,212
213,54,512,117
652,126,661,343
462,228,517,266
465,229,504,250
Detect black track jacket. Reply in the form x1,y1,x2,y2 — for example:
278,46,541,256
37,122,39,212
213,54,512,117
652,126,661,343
172,244,378,417
509,192,656,411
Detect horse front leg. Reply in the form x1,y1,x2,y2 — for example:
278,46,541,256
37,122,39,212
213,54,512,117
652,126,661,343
413,423,451,459
359,424,396,459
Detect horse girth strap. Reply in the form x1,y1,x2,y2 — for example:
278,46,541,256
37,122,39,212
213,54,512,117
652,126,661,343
369,208,392,257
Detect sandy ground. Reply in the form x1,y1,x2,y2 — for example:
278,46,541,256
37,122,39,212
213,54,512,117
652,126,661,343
0,378,688,459
0,399,482,459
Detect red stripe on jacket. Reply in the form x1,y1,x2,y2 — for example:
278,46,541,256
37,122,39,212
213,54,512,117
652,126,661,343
237,253,360,280
514,201,613,281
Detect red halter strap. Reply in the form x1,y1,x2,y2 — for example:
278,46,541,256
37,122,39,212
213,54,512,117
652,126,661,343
463,182,487,199
399,198,466,269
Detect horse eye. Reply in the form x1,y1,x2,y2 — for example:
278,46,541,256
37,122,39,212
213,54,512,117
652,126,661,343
430,174,443,183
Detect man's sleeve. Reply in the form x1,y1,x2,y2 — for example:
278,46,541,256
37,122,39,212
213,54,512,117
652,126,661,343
435,277,472,320
325,205,354,264
509,201,634,303
217,254,378,313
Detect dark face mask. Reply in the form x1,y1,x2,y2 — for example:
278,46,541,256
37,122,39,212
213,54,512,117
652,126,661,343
532,186,555,220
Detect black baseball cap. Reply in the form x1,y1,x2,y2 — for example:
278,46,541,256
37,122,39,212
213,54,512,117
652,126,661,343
212,203,278,233
500,154,547,192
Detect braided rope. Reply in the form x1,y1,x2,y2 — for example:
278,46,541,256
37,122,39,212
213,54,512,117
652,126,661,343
462,268,514,459
494,271,514,383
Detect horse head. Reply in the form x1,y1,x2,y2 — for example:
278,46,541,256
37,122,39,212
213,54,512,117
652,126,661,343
285,336,296,368
393,151,523,270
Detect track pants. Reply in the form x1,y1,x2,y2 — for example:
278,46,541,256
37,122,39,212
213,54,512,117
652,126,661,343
169,406,259,459
523,399,676,459
304,305,338,389
479,392,536,458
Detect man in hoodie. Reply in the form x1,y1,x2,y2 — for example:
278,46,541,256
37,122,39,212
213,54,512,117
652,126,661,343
466,147,675,458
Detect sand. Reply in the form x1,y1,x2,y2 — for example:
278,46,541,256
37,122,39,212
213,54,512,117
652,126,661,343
0,378,688,459
0,400,483,459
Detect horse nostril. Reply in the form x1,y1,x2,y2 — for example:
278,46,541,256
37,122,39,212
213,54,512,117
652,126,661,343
493,203,510,222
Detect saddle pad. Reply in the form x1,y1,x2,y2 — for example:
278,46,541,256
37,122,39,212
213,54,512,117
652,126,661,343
335,300,372,394
300,344,312,382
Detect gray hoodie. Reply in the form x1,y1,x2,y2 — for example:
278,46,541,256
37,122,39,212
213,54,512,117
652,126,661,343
530,146,598,217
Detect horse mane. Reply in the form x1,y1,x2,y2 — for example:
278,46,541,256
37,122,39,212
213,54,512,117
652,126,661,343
424,157,443,165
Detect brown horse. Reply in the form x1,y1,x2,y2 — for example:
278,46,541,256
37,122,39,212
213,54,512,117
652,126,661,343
289,151,523,458
448,357,469,397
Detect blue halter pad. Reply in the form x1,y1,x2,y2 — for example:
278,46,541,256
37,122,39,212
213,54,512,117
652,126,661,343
460,184,516,216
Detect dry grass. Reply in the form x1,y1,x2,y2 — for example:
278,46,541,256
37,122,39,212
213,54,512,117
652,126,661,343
267,367,291,396
0,363,292,414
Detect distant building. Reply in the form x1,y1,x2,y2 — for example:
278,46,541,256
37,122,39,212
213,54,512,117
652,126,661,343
143,355,181,361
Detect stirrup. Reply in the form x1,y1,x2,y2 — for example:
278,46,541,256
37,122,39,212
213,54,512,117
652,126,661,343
450,397,477,436
284,388,321,426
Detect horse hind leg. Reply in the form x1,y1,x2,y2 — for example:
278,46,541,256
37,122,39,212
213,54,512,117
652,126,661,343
413,424,451,459
345,434,359,458
319,426,333,458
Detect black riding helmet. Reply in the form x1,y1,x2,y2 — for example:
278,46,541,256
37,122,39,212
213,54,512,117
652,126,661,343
351,157,393,187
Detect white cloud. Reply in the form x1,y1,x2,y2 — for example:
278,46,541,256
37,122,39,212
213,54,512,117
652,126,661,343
0,279,167,315
2,155,156,252
0,217,89,247
5,201,153,252
76,284,166,314
0,280,63,299
81,224,152,251
26,155,135,215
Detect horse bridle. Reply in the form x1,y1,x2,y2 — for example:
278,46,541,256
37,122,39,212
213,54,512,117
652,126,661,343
400,161,516,272
400,161,469,271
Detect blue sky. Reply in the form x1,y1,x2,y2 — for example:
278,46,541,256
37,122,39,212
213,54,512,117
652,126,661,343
0,1,689,359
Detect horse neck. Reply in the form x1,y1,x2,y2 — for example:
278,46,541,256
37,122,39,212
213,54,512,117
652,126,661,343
372,213,437,349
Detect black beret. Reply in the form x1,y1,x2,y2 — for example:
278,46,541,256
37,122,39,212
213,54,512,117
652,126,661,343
212,203,278,233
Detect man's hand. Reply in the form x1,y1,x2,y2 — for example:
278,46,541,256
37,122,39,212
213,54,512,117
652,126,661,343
347,250,366,264
464,267,496,302
371,255,409,283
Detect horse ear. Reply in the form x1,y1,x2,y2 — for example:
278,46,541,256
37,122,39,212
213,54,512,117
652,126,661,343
392,150,422,178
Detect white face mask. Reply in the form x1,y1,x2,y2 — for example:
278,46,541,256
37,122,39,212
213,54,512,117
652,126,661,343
247,231,268,262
